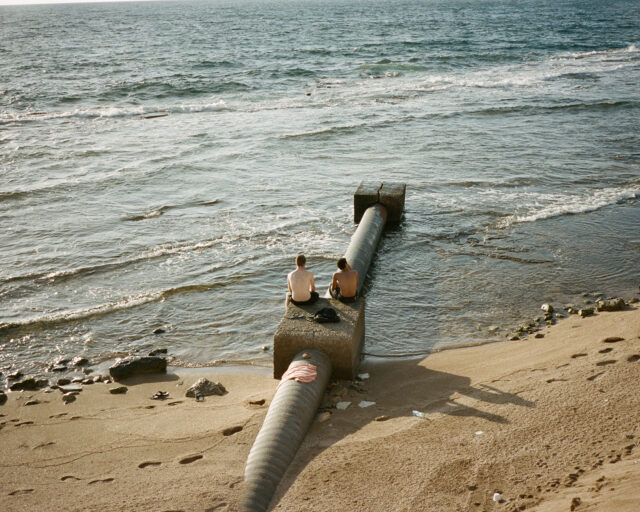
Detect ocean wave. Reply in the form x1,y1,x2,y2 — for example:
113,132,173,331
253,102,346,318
0,100,229,124
0,291,164,333
568,44,639,61
281,123,365,139
122,199,220,222
0,274,257,334
499,186,640,227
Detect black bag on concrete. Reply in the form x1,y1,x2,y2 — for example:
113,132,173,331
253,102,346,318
313,307,339,323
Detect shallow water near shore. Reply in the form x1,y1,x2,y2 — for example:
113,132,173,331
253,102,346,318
1,0,639,378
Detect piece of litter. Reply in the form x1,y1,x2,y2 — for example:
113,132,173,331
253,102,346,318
358,400,375,408
475,431,484,435
336,401,351,410
493,492,502,502
357,373,370,380
412,410,429,419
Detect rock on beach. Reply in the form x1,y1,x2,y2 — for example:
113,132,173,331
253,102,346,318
596,297,626,312
109,356,167,380
185,378,227,398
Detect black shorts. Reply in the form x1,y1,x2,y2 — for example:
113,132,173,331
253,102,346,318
330,287,357,303
289,291,319,305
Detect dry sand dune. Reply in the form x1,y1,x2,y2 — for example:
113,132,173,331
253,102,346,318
1,307,639,512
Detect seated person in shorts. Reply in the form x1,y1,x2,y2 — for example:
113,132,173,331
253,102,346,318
330,257,358,303
286,254,319,307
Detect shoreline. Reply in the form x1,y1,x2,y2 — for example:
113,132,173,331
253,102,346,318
1,304,639,511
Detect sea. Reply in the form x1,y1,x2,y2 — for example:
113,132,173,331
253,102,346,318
1,0,639,379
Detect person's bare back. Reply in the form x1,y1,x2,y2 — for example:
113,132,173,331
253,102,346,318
330,257,358,301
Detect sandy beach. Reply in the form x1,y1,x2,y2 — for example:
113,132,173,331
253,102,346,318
1,305,639,512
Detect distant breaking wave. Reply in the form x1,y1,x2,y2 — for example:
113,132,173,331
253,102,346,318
0,100,229,124
499,185,640,227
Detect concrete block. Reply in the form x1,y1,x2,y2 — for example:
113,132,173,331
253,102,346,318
273,297,365,380
354,181,382,223
379,182,406,223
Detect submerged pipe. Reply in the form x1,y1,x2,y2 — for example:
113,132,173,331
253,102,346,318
326,203,388,297
242,349,332,512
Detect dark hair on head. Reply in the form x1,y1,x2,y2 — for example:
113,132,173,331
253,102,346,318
296,254,306,267
337,257,347,270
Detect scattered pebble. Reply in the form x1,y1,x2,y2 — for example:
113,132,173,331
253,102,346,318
336,401,351,410
62,393,76,404
358,400,376,408
316,411,331,423
24,400,40,406
492,492,502,502
357,373,370,380
72,356,89,367
109,386,128,395
152,328,166,335
374,415,389,422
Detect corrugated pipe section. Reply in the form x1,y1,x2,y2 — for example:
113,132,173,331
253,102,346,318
242,349,332,512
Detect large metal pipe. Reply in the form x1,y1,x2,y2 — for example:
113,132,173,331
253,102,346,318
242,349,332,512
326,203,388,298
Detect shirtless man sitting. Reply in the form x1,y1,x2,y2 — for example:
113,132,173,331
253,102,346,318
286,254,319,307
330,257,358,303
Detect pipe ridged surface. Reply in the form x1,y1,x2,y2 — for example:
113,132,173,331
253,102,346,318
242,349,332,512
342,203,387,297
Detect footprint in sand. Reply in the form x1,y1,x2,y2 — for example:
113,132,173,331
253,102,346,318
88,478,114,484
61,475,81,481
167,401,183,406
595,359,616,366
49,413,68,419
205,504,228,512
8,489,34,495
587,372,605,381
571,353,588,359
627,354,640,362
138,461,162,469
599,347,614,354
546,378,567,383
179,454,203,465
222,426,243,436
33,441,55,449
15,421,34,427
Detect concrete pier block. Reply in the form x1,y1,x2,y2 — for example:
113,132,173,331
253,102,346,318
273,298,365,380
379,182,406,223
354,181,405,223
354,181,382,223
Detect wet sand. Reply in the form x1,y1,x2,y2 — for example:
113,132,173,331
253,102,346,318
1,307,639,512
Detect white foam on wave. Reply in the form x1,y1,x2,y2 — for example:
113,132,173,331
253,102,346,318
568,44,640,60
0,291,164,331
499,185,640,227
0,100,228,124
